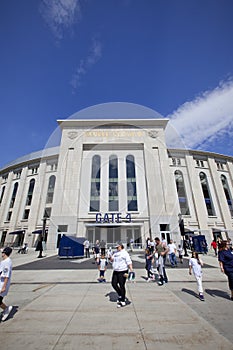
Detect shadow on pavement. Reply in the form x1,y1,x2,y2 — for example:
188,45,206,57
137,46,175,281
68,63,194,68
205,289,230,300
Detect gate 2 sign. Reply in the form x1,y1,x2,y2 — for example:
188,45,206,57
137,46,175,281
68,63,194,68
95,213,132,224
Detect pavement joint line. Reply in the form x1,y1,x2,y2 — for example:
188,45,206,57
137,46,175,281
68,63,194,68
51,272,98,350
127,285,148,350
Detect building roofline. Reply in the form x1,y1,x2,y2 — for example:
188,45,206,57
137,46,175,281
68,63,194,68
167,148,233,161
0,146,60,173
57,118,170,129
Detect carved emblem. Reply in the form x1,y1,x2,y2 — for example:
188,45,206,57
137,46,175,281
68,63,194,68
68,131,78,139
148,130,158,139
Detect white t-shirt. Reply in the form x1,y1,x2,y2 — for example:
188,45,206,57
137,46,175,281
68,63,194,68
112,249,132,271
168,243,176,254
189,257,203,277
83,240,90,248
99,258,107,270
0,257,12,297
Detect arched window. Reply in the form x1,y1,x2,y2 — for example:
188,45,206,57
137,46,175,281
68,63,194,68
221,175,233,217
199,172,215,216
174,171,190,215
26,179,35,206
126,155,138,211
90,155,101,212
109,155,118,211
46,175,56,204
10,182,18,208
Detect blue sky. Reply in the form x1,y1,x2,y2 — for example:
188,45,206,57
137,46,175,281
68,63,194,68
0,0,233,168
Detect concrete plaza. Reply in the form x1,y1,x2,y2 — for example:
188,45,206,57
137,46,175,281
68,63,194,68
0,248,233,350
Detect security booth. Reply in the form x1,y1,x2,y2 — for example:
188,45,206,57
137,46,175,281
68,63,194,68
191,235,208,254
58,235,85,258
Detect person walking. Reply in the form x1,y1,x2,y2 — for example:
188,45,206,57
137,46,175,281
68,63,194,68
155,237,169,285
218,240,233,300
211,239,217,256
167,239,178,267
0,247,13,321
177,244,183,263
100,239,106,256
83,239,90,258
130,238,134,252
93,240,100,264
189,251,205,301
145,248,154,282
97,254,108,282
109,242,133,307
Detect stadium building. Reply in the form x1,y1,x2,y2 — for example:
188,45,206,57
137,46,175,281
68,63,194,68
0,103,232,250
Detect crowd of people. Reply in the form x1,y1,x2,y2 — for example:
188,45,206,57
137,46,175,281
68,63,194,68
1,235,233,320
87,236,233,305
144,236,233,302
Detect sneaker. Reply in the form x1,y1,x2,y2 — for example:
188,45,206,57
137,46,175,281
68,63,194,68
1,306,13,321
147,278,151,282
199,294,205,301
117,301,126,308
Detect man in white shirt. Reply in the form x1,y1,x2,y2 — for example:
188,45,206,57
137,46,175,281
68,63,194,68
168,239,178,267
0,247,13,321
83,239,90,258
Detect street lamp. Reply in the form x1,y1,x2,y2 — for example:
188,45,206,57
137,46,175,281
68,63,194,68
42,216,47,242
37,216,47,258
178,213,189,257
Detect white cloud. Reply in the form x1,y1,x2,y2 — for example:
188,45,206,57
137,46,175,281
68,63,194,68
40,0,81,40
70,38,102,92
166,79,233,152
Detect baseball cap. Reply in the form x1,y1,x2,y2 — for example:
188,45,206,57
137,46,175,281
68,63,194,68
115,241,124,248
2,247,12,256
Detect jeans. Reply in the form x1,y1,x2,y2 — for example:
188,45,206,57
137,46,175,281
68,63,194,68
157,255,168,283
169,253,177,266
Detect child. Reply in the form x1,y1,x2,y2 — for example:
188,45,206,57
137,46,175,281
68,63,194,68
177,244,183,263
97,254,108,282
0,247,13,321
189,251,204,301
145,248,154,282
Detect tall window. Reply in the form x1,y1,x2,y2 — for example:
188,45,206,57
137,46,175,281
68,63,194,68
199,172,215,216
109,155,118,211
174,171,190,215
9,182,18,208
26,179,35,206
0,186,5,205
90,155,101,212
46,175,56,204
221,175,233,217
126,155,138,211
